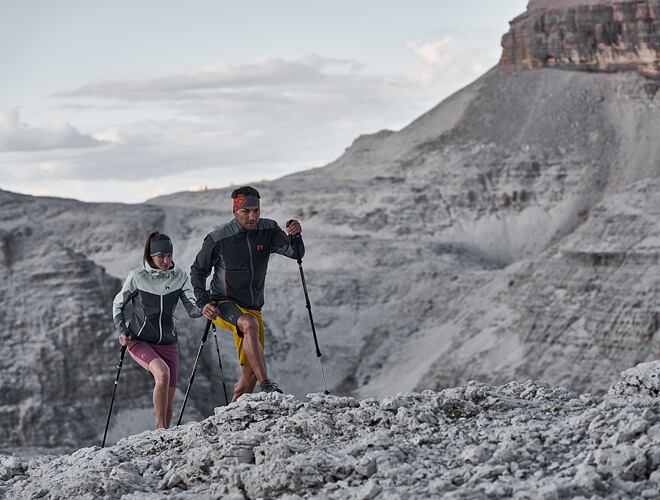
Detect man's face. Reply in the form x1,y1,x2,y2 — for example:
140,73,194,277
235,205,260,230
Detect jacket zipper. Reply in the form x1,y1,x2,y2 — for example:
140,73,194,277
247,232,255,304
158,291,164,343
137,319,147,337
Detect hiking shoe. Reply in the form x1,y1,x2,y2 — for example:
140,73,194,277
259,379,283,394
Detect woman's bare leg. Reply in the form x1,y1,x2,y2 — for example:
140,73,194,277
148,358,170,429
165,387,176,428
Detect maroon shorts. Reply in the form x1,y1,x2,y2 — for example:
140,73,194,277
127,340,179,388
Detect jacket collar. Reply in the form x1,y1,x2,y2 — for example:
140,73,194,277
143,261,177,278
229,217,245,233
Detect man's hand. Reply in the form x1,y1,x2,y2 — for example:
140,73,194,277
119,333,130,346
203,303,219,321
286,219,302,237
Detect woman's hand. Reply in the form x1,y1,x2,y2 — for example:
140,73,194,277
119,333,129,346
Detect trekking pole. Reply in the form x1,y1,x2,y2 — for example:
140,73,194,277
102,344,127,448
177,319,212,425
212,324,229,405
290,233,329,394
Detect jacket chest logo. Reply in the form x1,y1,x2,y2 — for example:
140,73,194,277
165,285,171,290
256,244,264,252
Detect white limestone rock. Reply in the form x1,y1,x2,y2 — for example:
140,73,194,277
609,361,660,398
2,2,660,454
0,363,658,499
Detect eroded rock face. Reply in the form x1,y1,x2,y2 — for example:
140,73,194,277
0,363,658,499
3,1,660,454
501,0,660,78
422,178,660,397
0,229,152,449
0,191,219,450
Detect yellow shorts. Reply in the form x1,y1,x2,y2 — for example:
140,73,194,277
212,300,265,366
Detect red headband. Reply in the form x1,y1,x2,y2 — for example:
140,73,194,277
233,195,259,212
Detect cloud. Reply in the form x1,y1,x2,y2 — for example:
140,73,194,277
0,110,106,152
4,37,500,201
33,54,420,184
52,43,493,127
54,56,366,102
404,37,497,91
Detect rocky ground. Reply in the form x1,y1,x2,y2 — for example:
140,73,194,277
1,361,658,499
2,0,660,452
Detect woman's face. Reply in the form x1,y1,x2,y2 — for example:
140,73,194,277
152,253,173,271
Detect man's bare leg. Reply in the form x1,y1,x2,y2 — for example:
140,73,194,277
232,364,257,402
148,358,170,429
236,314,268,383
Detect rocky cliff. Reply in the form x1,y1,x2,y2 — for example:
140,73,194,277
168,65,660,401
2,0,660,453
0,225,124,449
421,177,660,394
1,362,658,499
501,0,660,78
0,191,225,451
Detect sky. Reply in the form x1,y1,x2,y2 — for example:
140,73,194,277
0,0,528,203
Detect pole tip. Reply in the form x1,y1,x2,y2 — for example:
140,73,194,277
324,390,330,395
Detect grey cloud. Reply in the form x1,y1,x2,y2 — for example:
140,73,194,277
0,110,105,152
51,49,488,130
65,125,337,182
59,103,133,111
0,111,349,186
8,41,495,191
54,56,364,101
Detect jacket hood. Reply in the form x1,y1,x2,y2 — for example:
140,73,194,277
143,261,178,278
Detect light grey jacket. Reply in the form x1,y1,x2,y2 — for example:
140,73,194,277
113,262,202,345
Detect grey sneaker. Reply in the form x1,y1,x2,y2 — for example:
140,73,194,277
259,379,283,394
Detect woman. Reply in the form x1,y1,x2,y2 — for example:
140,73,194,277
112,231,201,429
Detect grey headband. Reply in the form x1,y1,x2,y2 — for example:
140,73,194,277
242,195,260,208
150,239,173,256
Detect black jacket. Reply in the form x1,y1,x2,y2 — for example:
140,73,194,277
190,218,304,310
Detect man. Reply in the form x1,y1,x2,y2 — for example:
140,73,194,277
190,186,303,401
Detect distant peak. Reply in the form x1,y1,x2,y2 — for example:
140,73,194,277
354,129,395,142
527,0,628,11
501,0,660,78
346,129,395,150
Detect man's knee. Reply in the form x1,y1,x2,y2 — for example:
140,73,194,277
236,314,258,336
